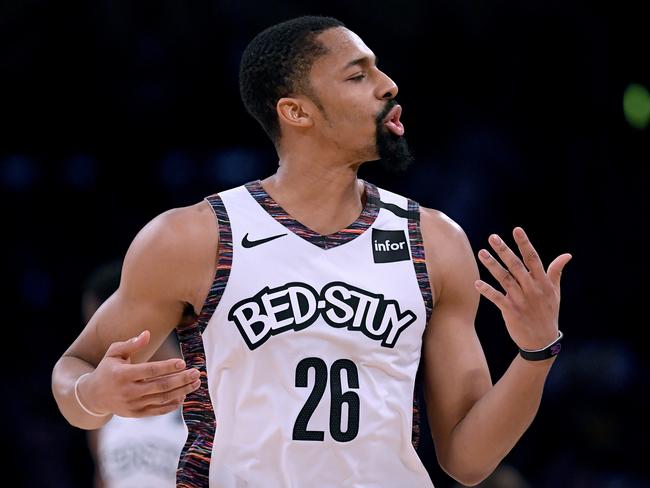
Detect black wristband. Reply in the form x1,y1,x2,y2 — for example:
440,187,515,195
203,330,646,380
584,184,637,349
518,331,563,361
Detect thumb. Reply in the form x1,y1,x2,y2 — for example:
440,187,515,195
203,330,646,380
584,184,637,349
547,253,572,289
106,330,150,361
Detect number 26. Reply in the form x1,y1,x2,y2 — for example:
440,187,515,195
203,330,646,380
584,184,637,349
292,357,360,442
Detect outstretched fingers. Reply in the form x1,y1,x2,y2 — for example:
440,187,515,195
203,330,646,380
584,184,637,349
512,227,546,280
547,253,573,289
136,367,201,397
128,358,187,382
487,233,532,288
474,277,508,310
131,376,202,411
477,247,521,297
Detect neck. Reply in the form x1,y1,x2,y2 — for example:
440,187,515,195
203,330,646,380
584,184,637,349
260,154,368,235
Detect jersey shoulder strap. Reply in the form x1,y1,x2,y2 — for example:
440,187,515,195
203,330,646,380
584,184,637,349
369,185,420,221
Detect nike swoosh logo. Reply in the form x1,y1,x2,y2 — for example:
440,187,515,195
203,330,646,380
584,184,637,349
242,232,288,248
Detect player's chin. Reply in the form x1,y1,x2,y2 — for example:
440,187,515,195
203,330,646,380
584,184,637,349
361,144,381,163
365,151,381,162
352,138,380,162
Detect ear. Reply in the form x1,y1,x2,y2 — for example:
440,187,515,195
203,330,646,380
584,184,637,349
277,97,314,129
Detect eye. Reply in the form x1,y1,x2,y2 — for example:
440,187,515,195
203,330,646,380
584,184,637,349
349,74,367,82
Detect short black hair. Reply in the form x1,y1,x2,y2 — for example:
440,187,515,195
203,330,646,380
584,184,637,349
239,15,346,146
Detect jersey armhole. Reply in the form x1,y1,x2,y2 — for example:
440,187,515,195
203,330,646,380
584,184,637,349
174,193,231,486
406,198,433,453
407,199,433,324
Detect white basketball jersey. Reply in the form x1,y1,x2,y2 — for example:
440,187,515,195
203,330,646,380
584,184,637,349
96,409,188,487
176,179,434,488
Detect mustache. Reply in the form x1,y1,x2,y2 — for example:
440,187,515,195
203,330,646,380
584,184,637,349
376,99,399,124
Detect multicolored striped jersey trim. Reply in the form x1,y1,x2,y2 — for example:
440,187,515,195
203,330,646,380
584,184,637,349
412,391,421,450
175,193,233,488
407,199,433,451
244,179,380,250
407,199,433,324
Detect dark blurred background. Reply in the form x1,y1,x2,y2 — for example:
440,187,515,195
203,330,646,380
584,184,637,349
2,0,648,486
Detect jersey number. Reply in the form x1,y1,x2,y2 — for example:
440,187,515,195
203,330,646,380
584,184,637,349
292,357,360,442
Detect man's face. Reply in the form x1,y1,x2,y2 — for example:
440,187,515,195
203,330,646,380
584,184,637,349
307,27,413,171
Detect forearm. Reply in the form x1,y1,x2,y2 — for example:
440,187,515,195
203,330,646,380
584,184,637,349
51,355,113,430
444,354,555,484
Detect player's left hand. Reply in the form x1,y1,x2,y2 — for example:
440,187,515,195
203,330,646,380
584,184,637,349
474,226,572,351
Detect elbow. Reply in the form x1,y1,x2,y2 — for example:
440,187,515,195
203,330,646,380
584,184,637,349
454,474,492,487
441,465,495,487
50,376,80,430
438,453,497,487
62,413,87,430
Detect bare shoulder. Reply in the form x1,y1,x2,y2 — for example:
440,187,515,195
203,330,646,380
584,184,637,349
128,199,216,260
124,199,218,312
146,198,215,237
419,207,478,306
419,206,470,255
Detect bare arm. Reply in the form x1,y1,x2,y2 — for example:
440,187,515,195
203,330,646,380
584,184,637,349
52,202,217,430
420,209,571,485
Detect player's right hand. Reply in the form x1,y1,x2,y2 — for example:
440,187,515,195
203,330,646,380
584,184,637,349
76,330,201,417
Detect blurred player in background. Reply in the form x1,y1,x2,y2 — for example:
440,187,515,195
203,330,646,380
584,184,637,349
82,261,187,487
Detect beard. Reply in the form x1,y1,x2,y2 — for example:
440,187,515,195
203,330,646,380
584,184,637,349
375,100,415,173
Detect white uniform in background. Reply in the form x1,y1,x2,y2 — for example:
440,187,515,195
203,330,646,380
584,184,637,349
96,409,188,488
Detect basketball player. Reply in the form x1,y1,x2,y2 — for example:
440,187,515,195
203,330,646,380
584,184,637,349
81,261,188,488
52,16,572,487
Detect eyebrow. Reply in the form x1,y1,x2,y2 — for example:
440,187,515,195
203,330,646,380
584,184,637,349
341,55,378,72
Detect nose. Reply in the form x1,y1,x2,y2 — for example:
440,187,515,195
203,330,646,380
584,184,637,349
377,71,398,100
